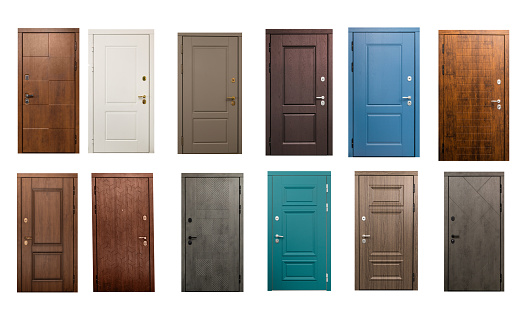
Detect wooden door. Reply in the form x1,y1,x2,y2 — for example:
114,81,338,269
439,31,509,161
266,30,332,155
17,174,78,292
355,172,418,290
91,32,152,153
444,172,504,291
182,174,243,291
179,34,241,154
18,29,79,153
92,174,154,292
268,172,331,290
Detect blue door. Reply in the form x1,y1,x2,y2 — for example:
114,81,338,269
268,171,331,290
349,28,420,157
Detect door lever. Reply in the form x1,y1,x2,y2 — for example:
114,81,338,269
275,234,284,238
402,96,411,100
188,236,197,240
362,234,371,238
316,96,325,100
491,99,501,103
451,234,460,238
25,94,34,98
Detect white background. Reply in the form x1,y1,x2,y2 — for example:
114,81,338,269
3,0,521,328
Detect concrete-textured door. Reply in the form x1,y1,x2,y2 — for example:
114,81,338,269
90,31,153,153
355,172,418,290
268,172,331,290
182,174,243,291
266,30,332,155
92,174,154,292
179,34,241,154
445,172,504,291
18,29,79,153
18,174,78,292
439,31,509,161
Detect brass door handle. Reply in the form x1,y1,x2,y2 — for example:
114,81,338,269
138,95,146,98
24,236,32,240
226,96,236,101
138,236,147,240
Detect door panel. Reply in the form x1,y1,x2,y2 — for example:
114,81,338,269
182,175,242,292
19,30,78,153
267,30,332,155
93,175,154,292
181,35,240,154
268,173,330,290
440,31,508,160
446,174,503,291
93,34,150,152
353,32,415,156
18,174,77,292
356,173,416,290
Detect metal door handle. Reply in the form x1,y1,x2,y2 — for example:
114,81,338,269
451,234,460,238
491,99,500,103
402,96,411,100
188,236,197,240
138,95,146,98
275,234,284,238
316,96,325,100
25,94,34,98
362,235,371,238
138,236,147,240
226,96,236,100
24,236,32,240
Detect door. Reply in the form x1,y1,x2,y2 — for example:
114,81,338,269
18,29,79,153
350,29,419,157
444,172,504,291
179,34,241,154
182,174,243,291
90,30,153,153
355,172,418,290
266,30,332,155
268,172,331,290
92,174,154,292
17,174,78,292
439,31,509,161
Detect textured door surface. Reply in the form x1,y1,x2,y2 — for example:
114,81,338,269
353,32,415,156
183,176,242,291
446,174,503,291
267,30,332,155
93,175,154,292
19,30,78,153
18,174,77,292
181,35,240,154
356,174,416,290
268,172,330,290
93,35,150,152
440,31,508,161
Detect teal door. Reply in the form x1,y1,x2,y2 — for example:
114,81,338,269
268,171,331,290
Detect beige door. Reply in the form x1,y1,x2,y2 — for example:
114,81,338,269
179,34,241,154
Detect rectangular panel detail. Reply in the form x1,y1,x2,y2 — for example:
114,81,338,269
193,119,227,143
284,47,315,105
33,254,62,280
283,261,316,280
367,114,401,143
370,261,403,280
33,190,62,244
283,114,316,142
49,81,75,104
369,210,404,254
284,211,316,253
284,186,316,204
367,45,402,105
23,33,49,56
192,47,227,112
369,185,404,205
105,47,137,103
105,112,137,140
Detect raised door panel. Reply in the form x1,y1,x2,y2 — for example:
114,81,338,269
184,177,241,291
182,36,239,154
353,33,415,156
93,35,150,152
358,175,414,290
94,176,153,292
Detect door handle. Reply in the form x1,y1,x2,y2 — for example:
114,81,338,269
25,93,34,98
362,235,371,238
188,236,197,240
226,96,236,100
24,236,32,240
138,236,147,240
491,99,501,103
138,95,146,98
402,96,411,100
451,234,460,238
316,96,325,100
275,234,284,238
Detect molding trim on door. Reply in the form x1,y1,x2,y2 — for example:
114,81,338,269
348,27,420,157
88,29,154,153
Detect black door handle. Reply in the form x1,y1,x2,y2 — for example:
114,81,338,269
451,234,460,238
188,236,197,240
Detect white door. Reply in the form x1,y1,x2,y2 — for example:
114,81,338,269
93,34,150,152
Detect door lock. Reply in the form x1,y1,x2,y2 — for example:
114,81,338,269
497,104,501,110
362,216,366,221
362,239,366,244
275,216,279,221
407,76,412,82
139,236,147,246
275,238,279,243
227,96,236,106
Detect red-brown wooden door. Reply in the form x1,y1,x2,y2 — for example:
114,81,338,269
439,30,509,161
266,29,332,155
17,174,78,292
18,29,79,153
92,174,154,292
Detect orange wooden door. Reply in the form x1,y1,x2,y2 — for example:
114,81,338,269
18,29,79,153
439,31,509,161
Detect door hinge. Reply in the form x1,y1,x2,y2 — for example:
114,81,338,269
73,204,76,215
326,203,329,212
96,275,99,285
269,62,271,74
326,184,328,193
413,203,415,212
94,204,97,215
180,44,183,54
326,273,329,283
269,42,271,52
413,183,415,193
442,64,445,75
75,135,77,144
442,43,444,54
500,203,503,213
412,273,416,282
239,185,242,195
75,40,77,51
74,61,77,71
268,137,271,145
351,62,354,72
351,41,353,51
351,138,354,149
181,64,183,74
239,204,242,215
500,184,503,193
239,274,242,284
500,273,503,283
181,136,184,146
73,185,76,196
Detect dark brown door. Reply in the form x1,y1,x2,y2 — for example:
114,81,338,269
92,174,154,292
444,172,504,291
266,29,332,155
17,174,78,292
439,30,509,161
18,29,79,153
355,172,418,290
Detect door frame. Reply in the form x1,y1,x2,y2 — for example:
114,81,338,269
444,172,504,291
349,28,420,157
88,29,155,153
181,173,244,291
17,173,78,292
438,30,509,161
265,29,333,155
267,171,331,291
18,28,80,153
91,173,155,292
177,33,242,154
354,171,418,290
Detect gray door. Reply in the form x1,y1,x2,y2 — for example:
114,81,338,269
182,174,243,291
445,172,504,291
